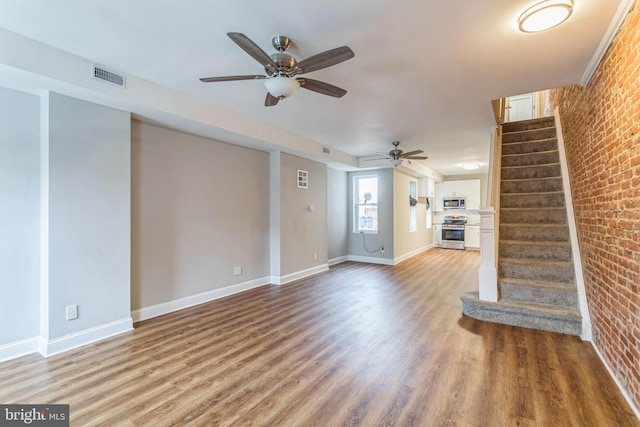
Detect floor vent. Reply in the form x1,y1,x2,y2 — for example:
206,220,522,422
92,64,125,87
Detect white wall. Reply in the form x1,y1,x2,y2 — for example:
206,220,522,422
271,152,328,280
347,169,394,263
46,92,131,340
0,86,40,345
131,120,271,310
393,170,433,262
327,168,347,262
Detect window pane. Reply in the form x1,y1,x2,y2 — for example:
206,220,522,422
358,204,378,231
358,177,378,204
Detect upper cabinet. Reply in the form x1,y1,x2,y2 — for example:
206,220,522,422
434,179,481,211
418,177,435,198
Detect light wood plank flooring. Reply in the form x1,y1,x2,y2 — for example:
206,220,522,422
1,249,638,426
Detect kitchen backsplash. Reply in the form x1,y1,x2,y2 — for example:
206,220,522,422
433,210,480,225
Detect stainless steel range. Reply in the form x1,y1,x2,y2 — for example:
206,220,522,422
442,215,467,250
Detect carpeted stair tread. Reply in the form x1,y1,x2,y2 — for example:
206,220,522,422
500,207,567,224
460,291,581,336
500,278,578,307
501,163,561,179
501,191,565,208
499,257,575,282
501,138,558,155
502,117,555,133
501,177,563,193
501,150,560,167
500,224,570,242
499,276,576,290
502,127,557,143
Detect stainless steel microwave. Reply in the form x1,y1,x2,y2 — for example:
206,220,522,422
443,197,466,210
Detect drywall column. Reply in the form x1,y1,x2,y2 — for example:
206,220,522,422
0,87,41,357
41,92,132,356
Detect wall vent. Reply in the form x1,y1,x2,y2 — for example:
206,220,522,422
91,64,125,87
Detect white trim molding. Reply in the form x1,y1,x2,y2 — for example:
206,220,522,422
393,245,433,265
39,317,133,358
132,276,270,322
581,0,636,86
328,256,348,266
554,108,592,341
0,337,40,363
347,255,394,266
591,342,640,420
271,264,329,286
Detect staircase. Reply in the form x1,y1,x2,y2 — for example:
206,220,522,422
461,116,582,336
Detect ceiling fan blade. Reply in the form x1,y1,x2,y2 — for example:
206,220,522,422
401,150,424,157
265,92,280,107
364,157,391,161
200,75,266,82
298,78,347,98
404,156,428,160
227,32,276,69
293,46,355,74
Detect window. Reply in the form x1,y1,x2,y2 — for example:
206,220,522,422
409,181,417,232
354,175,378,233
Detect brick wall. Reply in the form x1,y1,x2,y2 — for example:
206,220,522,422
549,3,640,410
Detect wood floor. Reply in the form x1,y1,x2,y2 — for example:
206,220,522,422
1,249,638,426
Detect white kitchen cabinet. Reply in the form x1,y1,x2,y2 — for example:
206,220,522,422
433,224,442,246
418,177,435,198
464,225,480,249
434,179,481,211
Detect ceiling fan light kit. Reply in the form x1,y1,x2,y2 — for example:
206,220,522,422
264,76,300,98
518,0,574,33
200,32,354,106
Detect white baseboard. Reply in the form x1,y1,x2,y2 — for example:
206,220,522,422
40,317,133,358
328,256,348,266
0,336,40,363
271,264,329,285
347,255,394,266
132,276,270,322
394,245,433,265
590,341,640,421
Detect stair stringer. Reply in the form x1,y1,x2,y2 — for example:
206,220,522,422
554,107,592,340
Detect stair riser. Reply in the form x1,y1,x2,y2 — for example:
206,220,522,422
500,283,578,306
500,225,569,242
502,127,557,143
501,178,564,193
502,117,555,133
499,263,575,282
502,139,558,155
499,243,572,261
500,208,567,224
502,151,560,167
501,164,561,180
501,192,565,208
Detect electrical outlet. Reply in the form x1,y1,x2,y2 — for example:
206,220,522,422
313,252,318,260
381,246,385,253
66,304,78,321
234,266,242,276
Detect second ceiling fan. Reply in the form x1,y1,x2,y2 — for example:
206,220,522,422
200,32,355,107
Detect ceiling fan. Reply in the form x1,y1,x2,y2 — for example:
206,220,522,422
369,141,428,167
200,32,355,107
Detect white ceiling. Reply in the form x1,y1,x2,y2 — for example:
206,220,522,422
0,0,624,176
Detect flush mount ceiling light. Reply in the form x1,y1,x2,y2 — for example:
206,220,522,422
518,0,574,33
264,75,300,99
460,162,480,170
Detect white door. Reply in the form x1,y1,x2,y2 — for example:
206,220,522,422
507,93,535,122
